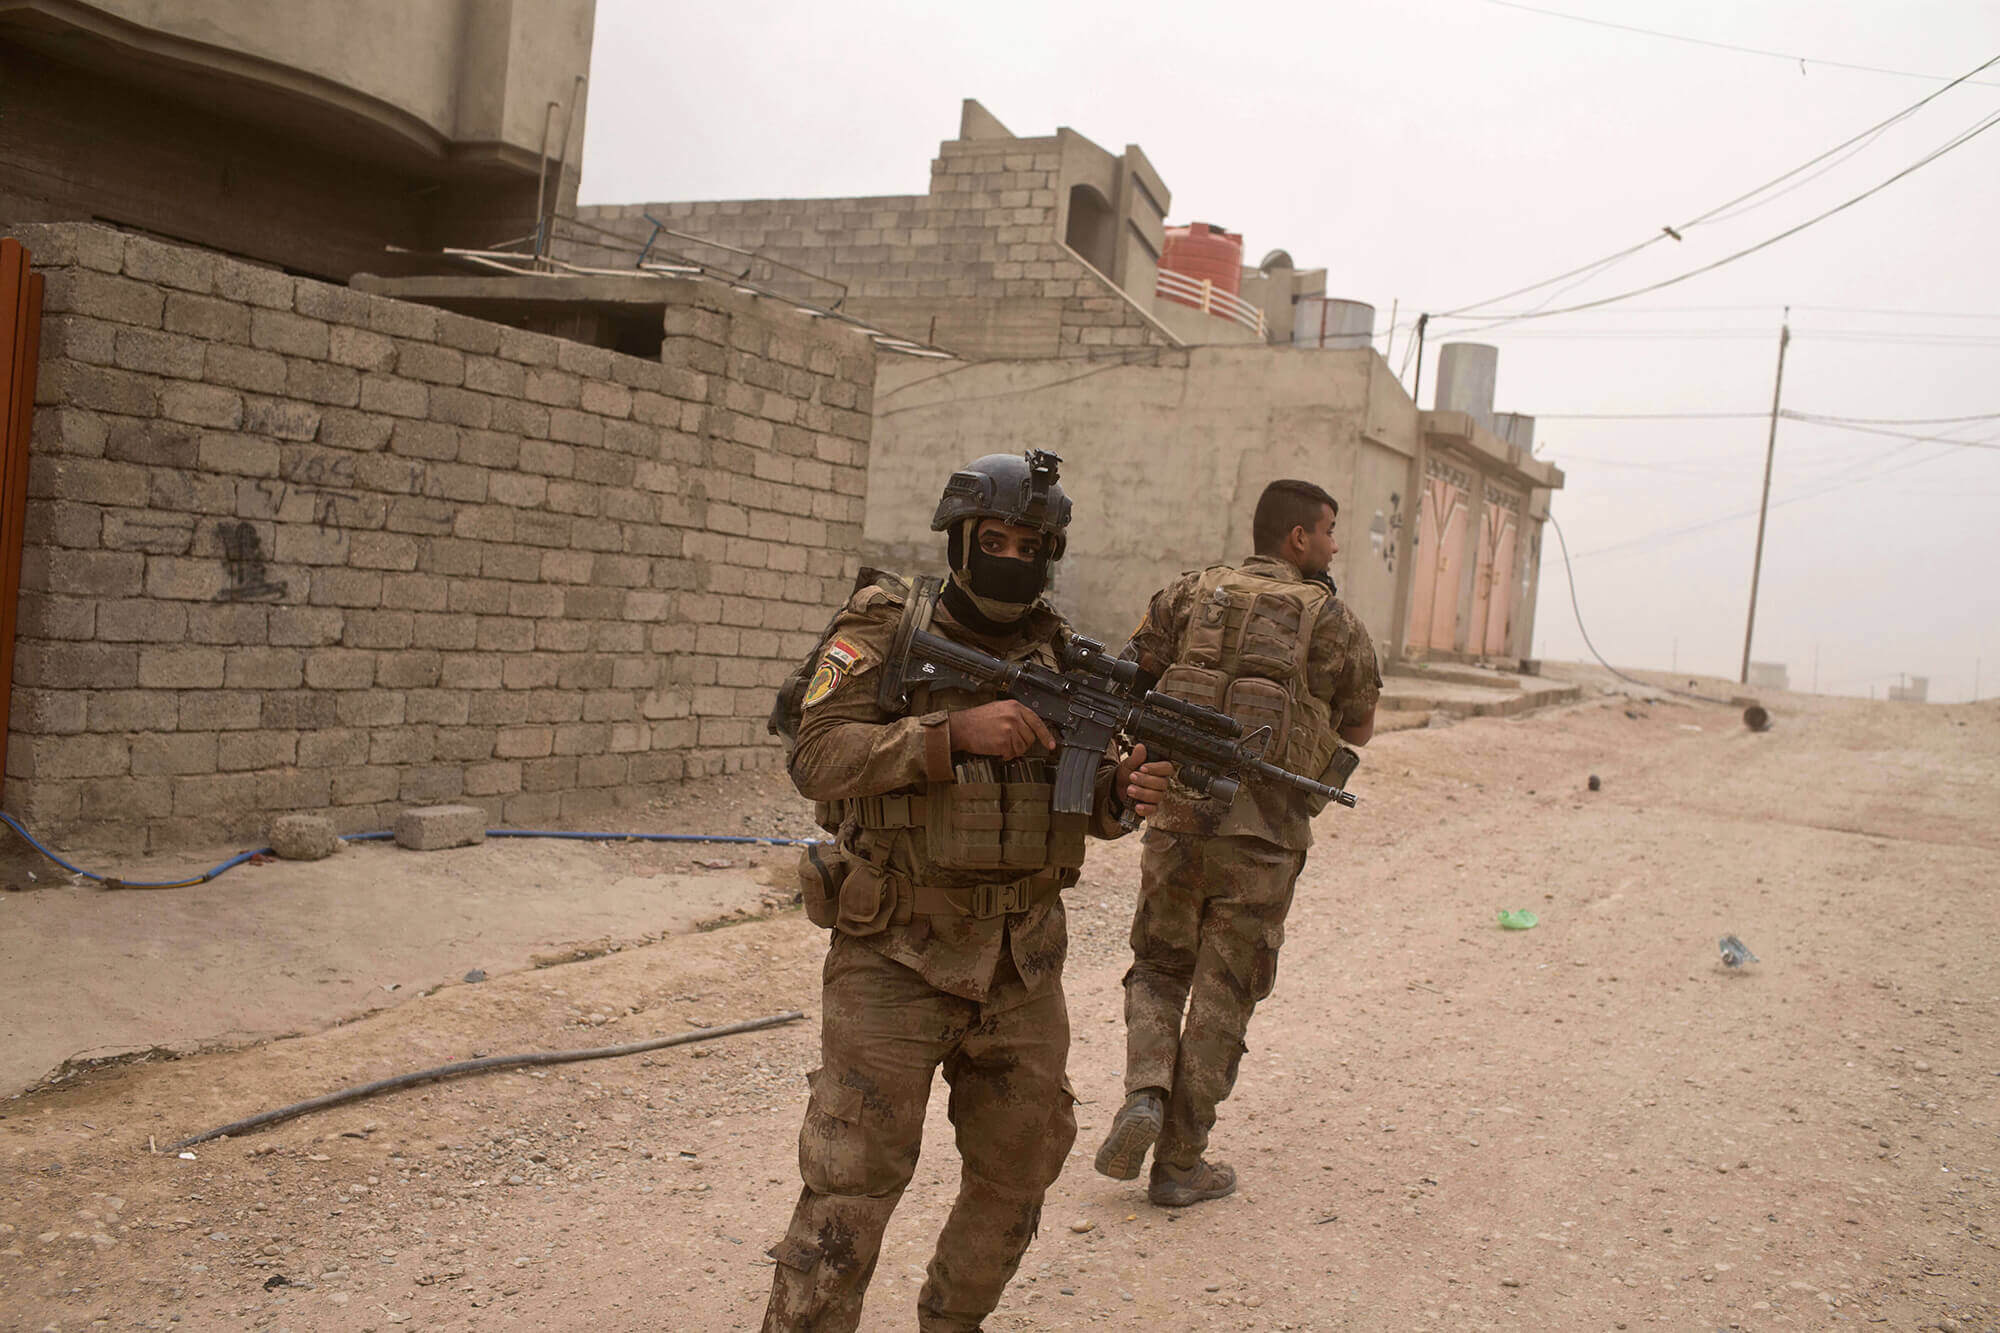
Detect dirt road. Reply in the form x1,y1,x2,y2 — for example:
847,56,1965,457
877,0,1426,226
3,678,1996,1331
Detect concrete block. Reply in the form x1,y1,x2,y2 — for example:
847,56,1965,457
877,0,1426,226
250,308,330,359
393,803,487,851
395,341,464,386
160,383,244,429
203,344,288,394
124,236,217,293
434,311,501,355
270,812,341,861
164,292,252,343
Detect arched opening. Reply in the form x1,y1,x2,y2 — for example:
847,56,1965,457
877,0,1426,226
1064,184,1117,276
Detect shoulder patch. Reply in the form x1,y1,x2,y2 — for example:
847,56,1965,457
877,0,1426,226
802,661,843,708
825,637,861,670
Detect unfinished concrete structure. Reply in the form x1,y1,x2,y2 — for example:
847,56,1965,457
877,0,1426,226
568,100,1178,361
0,0,596,282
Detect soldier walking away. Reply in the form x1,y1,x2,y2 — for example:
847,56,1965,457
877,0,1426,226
1094,479,1380,1208
761,451,1175,1332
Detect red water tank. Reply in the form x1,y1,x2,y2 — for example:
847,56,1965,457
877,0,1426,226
1159,222,1244,297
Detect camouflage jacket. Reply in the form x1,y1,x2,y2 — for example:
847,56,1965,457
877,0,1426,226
791,582,1131,1001
1127,554,1381,850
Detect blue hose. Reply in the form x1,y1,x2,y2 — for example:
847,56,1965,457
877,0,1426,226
0,811,824,891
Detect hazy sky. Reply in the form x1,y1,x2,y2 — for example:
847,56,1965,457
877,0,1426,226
580,1,2000,701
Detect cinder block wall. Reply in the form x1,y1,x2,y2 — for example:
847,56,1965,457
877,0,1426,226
7,222,872,851
571,138,1173,360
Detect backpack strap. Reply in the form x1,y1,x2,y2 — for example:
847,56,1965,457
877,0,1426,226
877,574,943,714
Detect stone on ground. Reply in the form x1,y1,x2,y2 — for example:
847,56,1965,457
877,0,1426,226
393,805,487,851
269,814,340,861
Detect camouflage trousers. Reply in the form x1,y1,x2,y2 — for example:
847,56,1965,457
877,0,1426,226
1121,828,1306,1168
762,934,1077,1333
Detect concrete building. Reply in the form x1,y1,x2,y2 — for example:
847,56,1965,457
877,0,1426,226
868,341,1560,666
579,99,1563,665
0,0,596,282
1886,675,1928,703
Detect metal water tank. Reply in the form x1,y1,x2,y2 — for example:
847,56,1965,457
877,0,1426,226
1435,343,1499,425
1293,298,1375,348
1159,223,1244,295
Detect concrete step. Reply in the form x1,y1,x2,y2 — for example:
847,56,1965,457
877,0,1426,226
1385,661,1525,691
1379,676,1582,721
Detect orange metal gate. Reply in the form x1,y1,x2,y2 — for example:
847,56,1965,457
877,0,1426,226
1405,457,1472,656
0,240,45,802
1469,485,1522,657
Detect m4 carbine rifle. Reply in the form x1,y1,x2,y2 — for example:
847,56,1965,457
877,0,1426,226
883,626,1358,819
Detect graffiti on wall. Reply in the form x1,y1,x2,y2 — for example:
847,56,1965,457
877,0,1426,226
1369,491,1402,574
215,521,287,603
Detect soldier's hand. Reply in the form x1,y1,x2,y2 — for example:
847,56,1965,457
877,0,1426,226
1116,744,1176,818
948,701,1057,759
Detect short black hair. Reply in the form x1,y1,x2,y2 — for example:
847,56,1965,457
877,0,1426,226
1252,480,1338,555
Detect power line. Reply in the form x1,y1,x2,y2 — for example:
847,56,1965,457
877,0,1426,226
1534,411,1768,421
1777,414,2000,451
1569,433,1991,561
1543,513,1735,704
1433,51,2000,320
1435,101,2000,335
1481,0,2000,88
1536,409,2000,425
1415,324,2000,344
876,348,1171,418
1789,410,2000,426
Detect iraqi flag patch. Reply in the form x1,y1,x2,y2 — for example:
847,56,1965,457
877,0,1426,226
825,637,861,669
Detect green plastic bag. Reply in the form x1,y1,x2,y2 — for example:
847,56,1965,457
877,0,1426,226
1496,908,1539,930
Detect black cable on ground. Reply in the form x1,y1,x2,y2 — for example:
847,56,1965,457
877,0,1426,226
166,1010,806,1152
1545,513,1738,706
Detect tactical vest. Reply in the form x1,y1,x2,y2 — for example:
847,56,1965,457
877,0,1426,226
806,578,1085,930
1154,564,1337,787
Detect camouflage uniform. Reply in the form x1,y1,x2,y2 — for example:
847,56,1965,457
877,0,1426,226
763,582,1130,1333
1120,555,1380,1170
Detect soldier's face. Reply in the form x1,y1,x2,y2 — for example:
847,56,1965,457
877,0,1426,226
975,519,1047,564
1298,504,1338,574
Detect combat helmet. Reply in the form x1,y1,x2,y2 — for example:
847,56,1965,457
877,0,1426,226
932,449,1072,565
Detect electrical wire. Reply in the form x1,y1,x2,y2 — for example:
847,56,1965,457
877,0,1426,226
878,344,1161,403
1434,100,2000,334
1569,436,1983,561
1481,0,2000,88
166,1011,808,1151
1432,51,2000,322
876,348,1173,418
1778,415,2000,450
1543,513,1735,704
1785,409,2000,426
1533,412,1768,420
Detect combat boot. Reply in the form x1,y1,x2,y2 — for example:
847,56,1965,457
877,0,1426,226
1148,1158,1236,1208
1092,1089,1164,1180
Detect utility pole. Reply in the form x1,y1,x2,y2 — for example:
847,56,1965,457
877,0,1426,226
1739,316,1791,685
1409,312,1431,404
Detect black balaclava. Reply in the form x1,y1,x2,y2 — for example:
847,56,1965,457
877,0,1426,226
943,521,1049,633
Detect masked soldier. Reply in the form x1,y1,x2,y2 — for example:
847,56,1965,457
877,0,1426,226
762,451,1174,1332
1093,479,1380,1207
